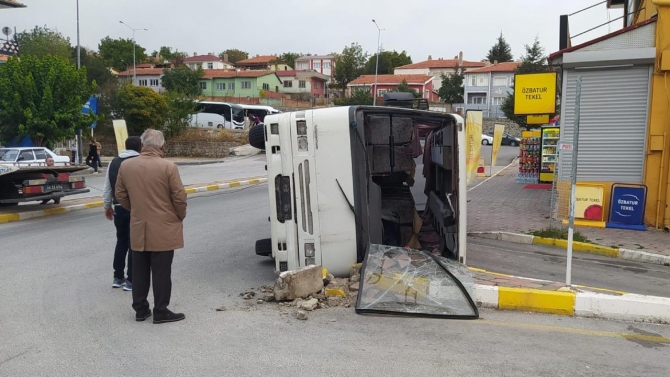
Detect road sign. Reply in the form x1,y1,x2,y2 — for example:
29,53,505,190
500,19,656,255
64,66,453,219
559,142,573,151
527,114,550,125
513,72,557,115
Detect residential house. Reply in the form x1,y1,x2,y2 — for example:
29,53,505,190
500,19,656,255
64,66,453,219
294,55,335,80
183,53,234,70
276,70,330,98
393,54,486,91
461,61,521,117
199,69,283,98
117,68,165,92
347,74,437,101
235,55,291,71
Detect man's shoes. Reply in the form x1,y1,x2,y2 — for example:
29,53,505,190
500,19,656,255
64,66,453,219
112,278,125,288
123,281,132,291
153,310,185,324
136,309,152,322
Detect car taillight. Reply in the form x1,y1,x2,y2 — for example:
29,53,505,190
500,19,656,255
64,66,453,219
72,182,85,189
24,186,44,194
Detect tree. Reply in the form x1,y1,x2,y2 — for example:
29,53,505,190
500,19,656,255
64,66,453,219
392,79,420,98
98,36,148,72
163,92,197,138
333,42,368,91
333,88,373,106
486,32,514,63
219,49,248,64
154,46,188,63
16,25,72,60
161,66,204,97
438,69,465,105
114,85,168,135
501,37,550,130
0,55,96,146
73,46,116,89
363,50,412,75
274,52,302,69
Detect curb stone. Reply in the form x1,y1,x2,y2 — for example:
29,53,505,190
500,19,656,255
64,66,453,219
468,231,670,267
0,177,268,225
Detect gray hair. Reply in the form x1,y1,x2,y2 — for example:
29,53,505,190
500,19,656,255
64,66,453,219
141,129,165,148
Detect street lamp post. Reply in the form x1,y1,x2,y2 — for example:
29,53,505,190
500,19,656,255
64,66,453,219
372,19,385,107
119,21,148,83
76,0,80,69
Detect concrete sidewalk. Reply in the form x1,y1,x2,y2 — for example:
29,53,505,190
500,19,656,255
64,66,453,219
470,267,670,324
467,161,670,263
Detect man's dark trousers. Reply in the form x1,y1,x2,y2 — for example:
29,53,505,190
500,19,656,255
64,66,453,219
112,205,132,282
132,251,174,316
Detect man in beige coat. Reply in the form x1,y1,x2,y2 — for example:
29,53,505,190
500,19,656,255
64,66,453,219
116,129,187,324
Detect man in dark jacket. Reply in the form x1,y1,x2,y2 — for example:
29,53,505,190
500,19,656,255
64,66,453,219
102,136,142,291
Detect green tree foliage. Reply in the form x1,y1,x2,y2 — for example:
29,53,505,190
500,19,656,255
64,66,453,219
363,50,412,75
333,43,368,91
161,66,204,97
486,32,514,63
0,55,96,146
74,47,116,89
438,69,465,104
114,85,168,135
154,46,188,63
163,92,197,138
392,79,420,98
274,52,302,69
219,49,249,64
501,37,551,130
98,36,148,72
16,25,72,60
333,89,373,106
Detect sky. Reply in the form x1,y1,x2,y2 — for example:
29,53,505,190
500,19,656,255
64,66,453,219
5,0,625,63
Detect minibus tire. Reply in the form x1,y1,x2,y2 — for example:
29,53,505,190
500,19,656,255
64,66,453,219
255,238,272,257
249,124,266,150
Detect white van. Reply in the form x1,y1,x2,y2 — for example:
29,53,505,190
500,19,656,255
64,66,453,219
252,105,466,277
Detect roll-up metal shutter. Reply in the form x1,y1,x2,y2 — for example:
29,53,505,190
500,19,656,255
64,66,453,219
559,65,651,182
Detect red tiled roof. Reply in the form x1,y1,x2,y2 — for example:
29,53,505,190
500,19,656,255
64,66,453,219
396,59,486,70
465,61,521,73
548,17,657,62
183,54,222,62
135,63,154,69
348,74,432,86
201,69,278,79
117,68,165,76
236,55,278,65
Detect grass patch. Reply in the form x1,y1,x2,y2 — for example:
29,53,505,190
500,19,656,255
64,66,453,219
530,227,591,243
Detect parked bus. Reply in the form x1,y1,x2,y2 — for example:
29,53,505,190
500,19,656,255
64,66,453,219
189,101,245,130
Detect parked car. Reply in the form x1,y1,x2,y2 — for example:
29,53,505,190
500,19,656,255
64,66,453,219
481,134,493,145
0,147,71,166
485,132,521,147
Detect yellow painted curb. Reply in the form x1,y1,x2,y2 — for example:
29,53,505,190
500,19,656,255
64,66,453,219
205,184,219,191
533,237,620,258
467,267,514,278
84,201,103,209
228,181,241,187
185,188,196,194
498,287,576,316
0,213,20,224
43,207,68,216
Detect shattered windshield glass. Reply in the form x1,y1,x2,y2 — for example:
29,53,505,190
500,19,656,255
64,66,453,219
356,244,478,319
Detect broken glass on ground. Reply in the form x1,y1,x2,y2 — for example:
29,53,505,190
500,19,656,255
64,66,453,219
355,244,479,319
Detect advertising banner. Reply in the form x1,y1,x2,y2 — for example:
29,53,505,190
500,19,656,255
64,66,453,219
112,119,129,155
574,184,605,221
609,185,646,226
491,124,505,167
513,72,557,115
465,110,483,185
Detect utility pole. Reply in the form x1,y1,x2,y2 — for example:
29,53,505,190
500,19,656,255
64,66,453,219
76,0,80,69
372,19,385,107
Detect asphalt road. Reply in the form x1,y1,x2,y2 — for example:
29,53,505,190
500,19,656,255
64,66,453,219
468,237,670,297
1,185,669,376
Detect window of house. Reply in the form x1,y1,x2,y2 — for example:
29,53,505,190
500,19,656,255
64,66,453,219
216,83,226,90
229,83,235,90
297,62,308,70
207,62,214,69
299,80,306,88
324,62,331,69
468,96,486,105
263,83,270,90
377,89,388,97
493,76,508,87
189,64,196,70
284,80,293,88
314,62,321,70
313,82,319,89
477,75,488,86
242,81,251,89
468,75,477,86
199,82,207,90
138,79,148,86
492,97,505,105
150,79,159,86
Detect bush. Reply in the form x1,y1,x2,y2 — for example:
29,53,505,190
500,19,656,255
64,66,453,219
531,227,590,243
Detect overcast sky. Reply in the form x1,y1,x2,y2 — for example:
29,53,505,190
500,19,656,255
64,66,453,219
7,0,624,62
